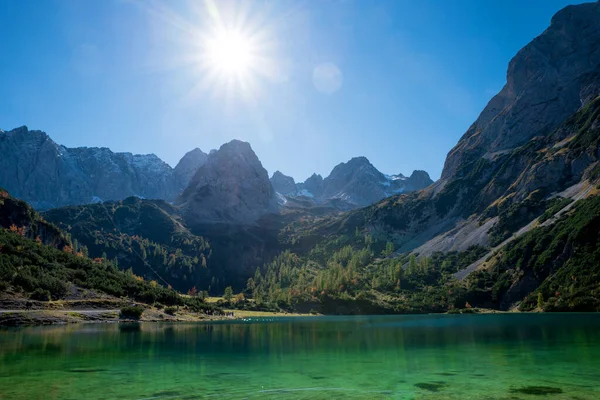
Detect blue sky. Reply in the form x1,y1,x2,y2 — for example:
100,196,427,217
0,0,584,181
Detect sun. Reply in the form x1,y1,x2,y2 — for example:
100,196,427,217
205,29,255,76
147,0,278,99
201,27,262,84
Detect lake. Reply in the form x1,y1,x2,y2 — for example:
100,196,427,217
1,314,599,399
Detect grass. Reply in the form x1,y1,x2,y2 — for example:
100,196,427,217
205,297,223,303
224,309,316,318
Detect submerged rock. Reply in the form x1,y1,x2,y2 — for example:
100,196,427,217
510,386,563,395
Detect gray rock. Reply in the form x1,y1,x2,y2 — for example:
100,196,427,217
442,1,600,181
0,126,204,209
270,171,297,196
294,158,433,207
174,148,208,190
176,140,279,225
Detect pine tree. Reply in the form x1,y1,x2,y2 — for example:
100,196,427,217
224,286,234,302
408,254,417,275
384,242,394,257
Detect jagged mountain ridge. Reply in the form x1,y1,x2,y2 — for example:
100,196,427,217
1,125,432,212
0,126,208,209
271,157,433,207
176,140,279,225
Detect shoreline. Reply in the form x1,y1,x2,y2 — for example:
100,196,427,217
0,306,521,327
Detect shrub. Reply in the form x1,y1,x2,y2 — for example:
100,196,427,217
30,288,51,301
120,305,144,319
164,306,177,315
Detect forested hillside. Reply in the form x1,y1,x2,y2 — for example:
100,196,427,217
0,189,214,313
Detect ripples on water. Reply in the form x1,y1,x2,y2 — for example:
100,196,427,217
1,314,600,399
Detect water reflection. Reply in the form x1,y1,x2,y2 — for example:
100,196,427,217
1,314,600,399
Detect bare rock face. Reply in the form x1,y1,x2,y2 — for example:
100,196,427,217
291,158,433,207
174,148,208,189
0,126,203,209
442,1,600,181
297,173,325,199
176,140,279,225
270,171,297,196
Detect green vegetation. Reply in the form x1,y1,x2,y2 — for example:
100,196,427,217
223,286,233,302
538,197,573,223
164,306,177,315
120,305,144,319
486,190,547,246
465,196,600,311
43,198,213,294
0,227,181,305
0,190,225,316
238,242,488,314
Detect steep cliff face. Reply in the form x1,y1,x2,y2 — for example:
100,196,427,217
177,140,279,225
0,127,205,209
442,1,600,181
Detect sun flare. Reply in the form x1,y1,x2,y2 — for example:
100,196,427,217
205,30,255,76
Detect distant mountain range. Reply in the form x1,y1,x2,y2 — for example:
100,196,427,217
0,126,432,214
271,157,432,207
0,126,208,209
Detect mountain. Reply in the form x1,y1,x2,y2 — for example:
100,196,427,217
443,1,600,182
43,196,215,292
320,157,432,206
271,1,600,312
312,1,600,251
176,140,279,225
174,148,208,186
271,157,433,207
0,126,205,209
0,188,193,309
270,171,297,196
297,173,325,199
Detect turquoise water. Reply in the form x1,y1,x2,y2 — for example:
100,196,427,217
1,314,600,399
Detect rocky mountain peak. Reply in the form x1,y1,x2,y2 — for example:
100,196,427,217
442,1,600,181
270,171,296,196
174,147,208,190
407,170,433,188
177,139,278,225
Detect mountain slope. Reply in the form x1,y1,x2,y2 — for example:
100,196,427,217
0,189,187,306
43,196,214,292
0,127,205,209
442,1,600,181
244,1,600,313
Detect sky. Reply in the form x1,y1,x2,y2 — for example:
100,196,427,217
0,0,585,182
